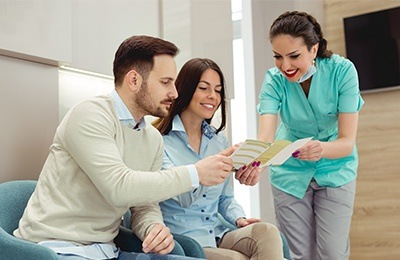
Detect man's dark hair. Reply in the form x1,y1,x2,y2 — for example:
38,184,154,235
113,35,179,86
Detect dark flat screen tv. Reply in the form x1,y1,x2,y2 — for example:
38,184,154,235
344,7,400,93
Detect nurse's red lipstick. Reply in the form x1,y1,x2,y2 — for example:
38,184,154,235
284,69,298,78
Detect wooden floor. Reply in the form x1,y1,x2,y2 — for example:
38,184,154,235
350,89,400,259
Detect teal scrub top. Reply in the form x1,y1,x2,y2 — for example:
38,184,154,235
257,54,364,199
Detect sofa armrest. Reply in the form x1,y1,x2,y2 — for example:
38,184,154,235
0,228,58,260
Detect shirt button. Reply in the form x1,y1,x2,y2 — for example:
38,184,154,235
201,209,205,213
202,194,206,198
206,217,210,220
209,230,213,234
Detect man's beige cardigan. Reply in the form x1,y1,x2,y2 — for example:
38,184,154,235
14,95,192,245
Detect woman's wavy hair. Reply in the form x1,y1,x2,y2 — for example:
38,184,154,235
155,58,226,135
270,11,333,58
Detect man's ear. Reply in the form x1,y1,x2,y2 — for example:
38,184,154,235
125,70,143,91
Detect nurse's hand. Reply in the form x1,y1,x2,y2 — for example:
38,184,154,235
292,140,323,161
235,161,261,186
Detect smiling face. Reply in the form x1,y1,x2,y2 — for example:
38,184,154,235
272,34,318,82
184,68,222,121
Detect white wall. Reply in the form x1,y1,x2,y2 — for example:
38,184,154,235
70,0,160,75
0,0,71,65
0,0,234,184
0,0,160,182
0,55,58,182
163,0,234,98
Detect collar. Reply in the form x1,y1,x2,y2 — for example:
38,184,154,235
202,120,216,140
171,115,216,140
110,89,146,130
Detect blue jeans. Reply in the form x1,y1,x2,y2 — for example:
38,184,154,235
118,251,200,259
58,252,201,260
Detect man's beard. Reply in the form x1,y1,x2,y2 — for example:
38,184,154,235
135,81,172,118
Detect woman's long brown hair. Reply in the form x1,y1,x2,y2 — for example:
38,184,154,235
155,58,227,135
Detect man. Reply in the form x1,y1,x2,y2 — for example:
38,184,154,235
14,35,235,259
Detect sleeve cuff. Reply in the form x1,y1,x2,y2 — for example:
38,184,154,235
186,164,199,188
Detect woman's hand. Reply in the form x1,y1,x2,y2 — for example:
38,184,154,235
236,217,261,228
292,140,324,161
235,161,261,186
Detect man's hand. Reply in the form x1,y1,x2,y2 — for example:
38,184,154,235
235,162,261,186
142,223,174,255
219,143,240,156
195,154,234,186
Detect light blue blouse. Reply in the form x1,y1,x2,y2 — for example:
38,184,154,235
257,54,364,199
160,115,245,247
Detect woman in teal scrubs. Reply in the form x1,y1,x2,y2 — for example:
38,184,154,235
257,11,364,260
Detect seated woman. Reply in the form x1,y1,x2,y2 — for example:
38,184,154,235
155,58,283,260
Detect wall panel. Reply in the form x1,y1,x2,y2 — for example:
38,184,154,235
0,56,58,182
0,0,72,65
71,0,159,75
325,1,400,258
